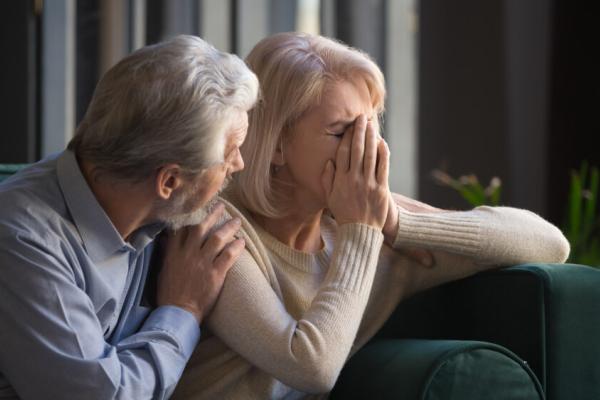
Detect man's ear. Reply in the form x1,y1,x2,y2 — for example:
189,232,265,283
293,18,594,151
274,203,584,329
155,164,185,200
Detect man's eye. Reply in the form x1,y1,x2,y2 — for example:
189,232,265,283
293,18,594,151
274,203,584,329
329,132,344,138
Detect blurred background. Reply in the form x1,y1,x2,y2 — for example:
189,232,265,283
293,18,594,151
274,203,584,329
1,0,599,229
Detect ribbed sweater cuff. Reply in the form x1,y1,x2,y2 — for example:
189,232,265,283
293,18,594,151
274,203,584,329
393,207,482,257
325,223,384,294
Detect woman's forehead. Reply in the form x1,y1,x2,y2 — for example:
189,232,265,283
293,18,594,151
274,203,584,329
318,80,375,123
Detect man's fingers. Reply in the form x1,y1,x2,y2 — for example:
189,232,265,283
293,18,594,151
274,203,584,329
165,225,191,251
189,202,225,240
350,115,367,173
202,217,241,257
213,238,245,273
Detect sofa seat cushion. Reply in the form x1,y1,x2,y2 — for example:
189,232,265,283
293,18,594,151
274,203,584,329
331,339,543,400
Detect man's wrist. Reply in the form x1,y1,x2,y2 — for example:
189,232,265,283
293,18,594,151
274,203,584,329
156,300,203,324
142,305,202,357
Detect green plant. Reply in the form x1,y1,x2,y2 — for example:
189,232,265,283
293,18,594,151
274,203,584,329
431,169,502,207
563,162,600,267
432,164,600,268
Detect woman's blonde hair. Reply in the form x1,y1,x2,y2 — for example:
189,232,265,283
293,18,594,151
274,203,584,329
232,32,386,218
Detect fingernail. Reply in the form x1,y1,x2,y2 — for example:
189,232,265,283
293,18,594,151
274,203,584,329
233,218,241,225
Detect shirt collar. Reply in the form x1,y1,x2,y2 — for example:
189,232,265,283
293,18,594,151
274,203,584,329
131,222,164,250
57,151,162,262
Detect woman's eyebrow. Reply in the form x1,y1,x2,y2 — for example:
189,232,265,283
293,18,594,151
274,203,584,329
326,119,354,129
326,113,375,129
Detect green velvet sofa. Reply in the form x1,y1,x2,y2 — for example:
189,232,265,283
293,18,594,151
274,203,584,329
332,263,600,399
0,165,27,182
3,165,598,399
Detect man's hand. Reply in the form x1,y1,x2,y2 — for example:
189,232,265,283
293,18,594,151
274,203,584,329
156,203,245,323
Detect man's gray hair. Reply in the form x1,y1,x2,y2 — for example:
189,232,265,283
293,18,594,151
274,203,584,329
69,35,259,181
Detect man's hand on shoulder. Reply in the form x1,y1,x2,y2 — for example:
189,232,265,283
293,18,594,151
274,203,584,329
156,202,245,323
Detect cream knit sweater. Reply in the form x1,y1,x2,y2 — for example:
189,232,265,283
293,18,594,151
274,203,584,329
172,197,569,400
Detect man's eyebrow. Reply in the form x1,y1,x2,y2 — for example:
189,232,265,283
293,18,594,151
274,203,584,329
233,123,248,136
234,128,247,145
224,129,246,157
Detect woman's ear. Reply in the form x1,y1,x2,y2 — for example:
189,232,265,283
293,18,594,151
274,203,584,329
155,164,185,200
271,139,286,167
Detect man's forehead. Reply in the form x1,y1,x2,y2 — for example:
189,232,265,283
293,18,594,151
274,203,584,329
230,112,248,130
225,113,248,145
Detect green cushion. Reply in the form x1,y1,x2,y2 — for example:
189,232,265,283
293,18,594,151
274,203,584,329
514,264,600,400
0,164,28,182
331,339,543,399
368,263,600,400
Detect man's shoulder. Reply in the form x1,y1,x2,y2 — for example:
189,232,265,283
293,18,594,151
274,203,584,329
0,155,71,243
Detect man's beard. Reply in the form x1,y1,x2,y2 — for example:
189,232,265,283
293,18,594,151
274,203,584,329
158,175,232,231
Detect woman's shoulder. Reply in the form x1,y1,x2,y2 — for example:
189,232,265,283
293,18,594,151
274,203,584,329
220,189,250,219
217,193,282,286
218,193,261,248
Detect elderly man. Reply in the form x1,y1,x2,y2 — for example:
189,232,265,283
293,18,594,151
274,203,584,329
0,35,258,399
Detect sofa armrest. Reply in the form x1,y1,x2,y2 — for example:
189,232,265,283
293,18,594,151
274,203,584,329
372,263,600,400
331,339,543,399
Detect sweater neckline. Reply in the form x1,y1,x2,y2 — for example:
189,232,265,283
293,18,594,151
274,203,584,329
252,217,337,274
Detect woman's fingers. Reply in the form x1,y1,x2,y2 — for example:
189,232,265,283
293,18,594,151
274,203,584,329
363,120,377,178
350,115,367,173
320,159,335,198
376,139,390,185
335,124,353,172
400,248,435,268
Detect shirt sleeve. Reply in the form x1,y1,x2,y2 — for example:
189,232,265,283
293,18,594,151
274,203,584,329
202,223,383,394
0,232,200,400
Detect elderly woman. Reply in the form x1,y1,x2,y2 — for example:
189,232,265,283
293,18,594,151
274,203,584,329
173,32,569,399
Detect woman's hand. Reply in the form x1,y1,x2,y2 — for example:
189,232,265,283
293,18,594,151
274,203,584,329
321,114,389,230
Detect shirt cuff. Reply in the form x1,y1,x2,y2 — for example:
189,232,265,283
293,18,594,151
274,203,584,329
142,305,201,359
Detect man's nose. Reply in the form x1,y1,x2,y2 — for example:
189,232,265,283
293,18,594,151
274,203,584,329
231,153,244,172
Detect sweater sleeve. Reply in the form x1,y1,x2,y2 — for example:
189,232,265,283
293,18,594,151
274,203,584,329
206,223,383,394
392,205,570,265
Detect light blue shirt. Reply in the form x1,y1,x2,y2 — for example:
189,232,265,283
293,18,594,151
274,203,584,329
0,151,201,399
